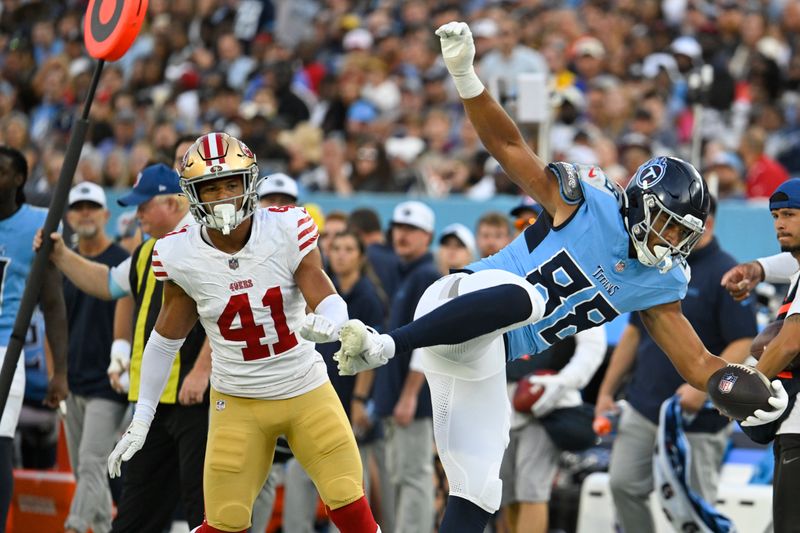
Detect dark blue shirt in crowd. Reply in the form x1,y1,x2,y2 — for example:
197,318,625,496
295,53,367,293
366,242,401,300
64,242,129,403
625,238,758,432
374,252,441,419
319,275,386,417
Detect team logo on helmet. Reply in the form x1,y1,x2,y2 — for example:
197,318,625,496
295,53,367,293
210,164,224,174
238,140,254,159
634,157,667,189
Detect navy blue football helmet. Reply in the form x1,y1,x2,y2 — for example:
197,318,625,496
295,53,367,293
624,156,710,272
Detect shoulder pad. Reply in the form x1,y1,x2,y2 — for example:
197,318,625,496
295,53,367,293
548,162,583,205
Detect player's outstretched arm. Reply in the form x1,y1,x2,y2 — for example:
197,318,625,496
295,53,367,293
34,228,113,300
436,22,562,215
639,301,726,389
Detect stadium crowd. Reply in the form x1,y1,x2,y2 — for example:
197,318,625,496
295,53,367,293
0,0,799,532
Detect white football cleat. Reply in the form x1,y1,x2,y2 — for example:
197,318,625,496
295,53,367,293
334,319,393,375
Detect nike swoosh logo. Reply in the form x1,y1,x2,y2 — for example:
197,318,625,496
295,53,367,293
588,167,598,178
783,456,800,465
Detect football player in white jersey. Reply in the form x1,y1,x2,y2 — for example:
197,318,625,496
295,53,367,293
106,133,379,533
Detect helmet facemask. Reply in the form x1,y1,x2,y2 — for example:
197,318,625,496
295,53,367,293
628,192,704,273
178,133,260,235
180,166,259,235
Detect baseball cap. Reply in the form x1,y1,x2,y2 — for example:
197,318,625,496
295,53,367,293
510,196,543,218
343,28,373,51
117,164,181,207
439,223,477,258
391,201,435,233
68,182,106,209
257,173,299,201
347,100,378,123
573,36,605,59
670,36,701,59
472,19,499,39
706,151,744,175
769,178,800,210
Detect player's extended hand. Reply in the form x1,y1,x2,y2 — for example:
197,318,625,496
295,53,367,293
720,261,763,301
299,313,338,344
43,373,68,408
528,374,568,418
741,379,789,426
32,228,66,261
108,420,149,478
435,22,476,78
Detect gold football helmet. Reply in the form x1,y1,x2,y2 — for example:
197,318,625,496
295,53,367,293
178,132,260,234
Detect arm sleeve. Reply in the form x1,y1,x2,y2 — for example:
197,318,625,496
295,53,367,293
132,330,185,427
314,293,349,331
108,256,132,298
556,325,608,389
757,252,799,283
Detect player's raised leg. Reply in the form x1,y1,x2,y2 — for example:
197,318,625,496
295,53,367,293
336,270,544,375
416,275,513,532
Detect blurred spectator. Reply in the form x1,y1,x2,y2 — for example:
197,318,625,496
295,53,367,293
476,211,512,258
740,125,790,198
62,183,129,533
319,210,349,263
436,223,476,275
257,172,299,207
509,198,543,237
350,137,398,192
704,151,746,200
478,16,548,98
373,201,440,533
617,132,653,187
348,207,400,303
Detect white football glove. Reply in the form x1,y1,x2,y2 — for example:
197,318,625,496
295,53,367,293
435,21,484,99
528,374,569,418
107,339,131,375
741,379,789,427
299,313,338,344
108,420,149,478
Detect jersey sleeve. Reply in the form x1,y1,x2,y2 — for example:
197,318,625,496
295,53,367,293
274,206,319,271
108,256,132,297
548,162,624,208
151,240,175,282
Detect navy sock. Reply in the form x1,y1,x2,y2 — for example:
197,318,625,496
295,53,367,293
439,495,492,533
389,284,533,354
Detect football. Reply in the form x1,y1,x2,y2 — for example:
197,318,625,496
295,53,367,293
751,319,800,370
706,364,773,421
512,370,554,413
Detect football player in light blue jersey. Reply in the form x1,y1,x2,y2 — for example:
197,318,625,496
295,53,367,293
333,23,789,533
0,146,68,531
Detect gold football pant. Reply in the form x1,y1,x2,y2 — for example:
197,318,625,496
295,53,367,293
204,382,364,532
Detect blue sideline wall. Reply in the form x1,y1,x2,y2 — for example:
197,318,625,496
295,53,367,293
103,191,780,264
